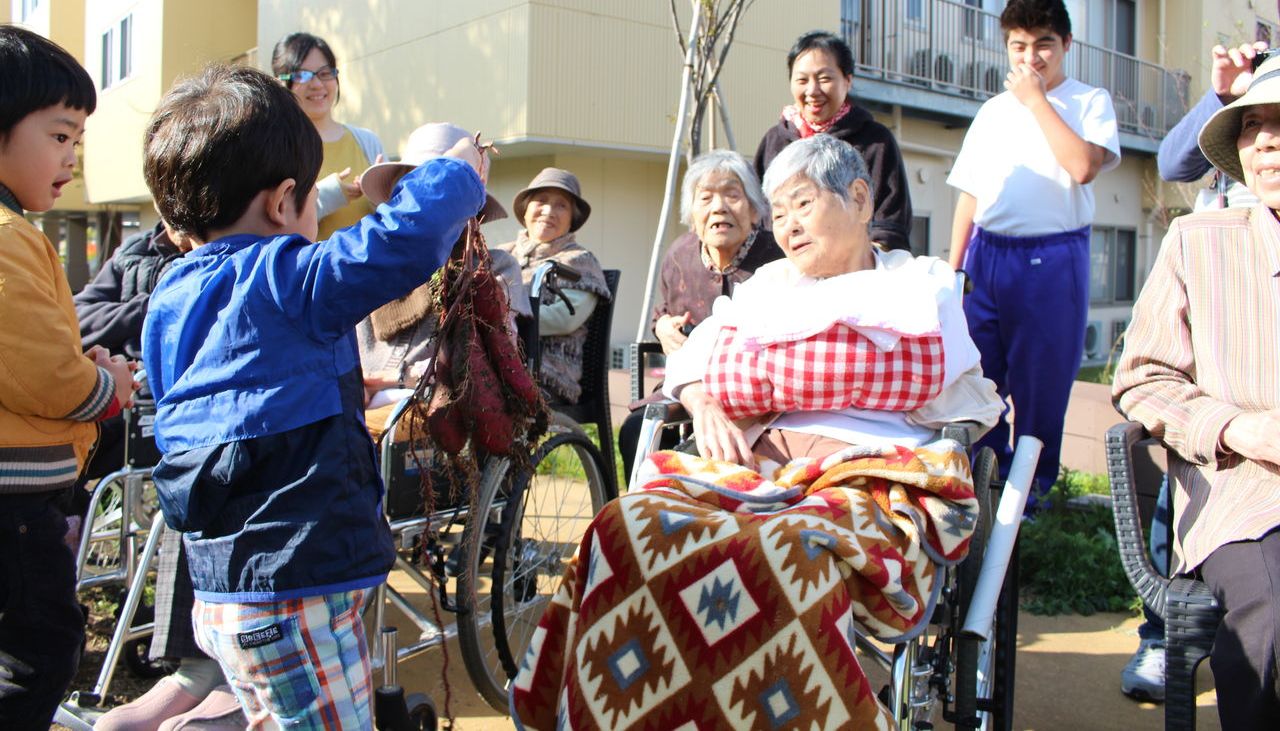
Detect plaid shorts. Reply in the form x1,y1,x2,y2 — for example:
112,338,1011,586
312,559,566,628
193,589,372,730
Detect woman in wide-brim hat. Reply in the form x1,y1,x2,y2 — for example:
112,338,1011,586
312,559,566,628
494,167,611,405
357,123,527,429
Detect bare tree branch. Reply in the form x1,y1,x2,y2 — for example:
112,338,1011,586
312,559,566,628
670,0,687,56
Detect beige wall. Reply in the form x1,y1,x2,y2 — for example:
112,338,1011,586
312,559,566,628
84,0,256,205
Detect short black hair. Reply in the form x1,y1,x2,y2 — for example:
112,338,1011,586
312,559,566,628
1000,0,1072,40
786,31,855,77
0,24,96,140
144,64,322,241
271,32,340,103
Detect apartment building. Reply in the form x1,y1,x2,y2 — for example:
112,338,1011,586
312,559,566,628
255,0,1277,362
81,0,257,226
14,1,1273,358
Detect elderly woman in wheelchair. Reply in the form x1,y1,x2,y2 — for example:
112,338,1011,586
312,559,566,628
510,135,1002,729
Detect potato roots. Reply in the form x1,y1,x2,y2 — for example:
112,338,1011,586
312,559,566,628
415,220,546,468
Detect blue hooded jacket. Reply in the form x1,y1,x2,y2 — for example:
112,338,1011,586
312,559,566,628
142,158,483,601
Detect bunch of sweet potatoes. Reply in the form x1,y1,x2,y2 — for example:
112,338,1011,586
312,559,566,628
423,221,545,458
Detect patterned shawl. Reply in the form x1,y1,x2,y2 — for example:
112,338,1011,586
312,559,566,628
495,231,611,402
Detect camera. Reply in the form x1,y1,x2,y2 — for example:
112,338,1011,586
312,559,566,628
1253,49,1277,72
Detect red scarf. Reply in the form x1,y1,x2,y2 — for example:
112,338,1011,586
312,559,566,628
782,100,852,138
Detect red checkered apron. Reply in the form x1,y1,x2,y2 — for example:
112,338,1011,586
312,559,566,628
704,322,945,420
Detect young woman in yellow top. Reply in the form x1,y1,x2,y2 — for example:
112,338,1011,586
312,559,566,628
272,32,385,240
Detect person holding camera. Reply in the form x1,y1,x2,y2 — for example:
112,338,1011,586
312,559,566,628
1157,41,1268,211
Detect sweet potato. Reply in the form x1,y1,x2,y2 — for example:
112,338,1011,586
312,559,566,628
426,378,467,454
480,321,539,407
471,269,510,330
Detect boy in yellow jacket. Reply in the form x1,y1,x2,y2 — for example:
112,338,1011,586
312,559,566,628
0,25,135,729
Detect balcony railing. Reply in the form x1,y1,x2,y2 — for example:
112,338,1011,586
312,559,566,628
840,0,1188,140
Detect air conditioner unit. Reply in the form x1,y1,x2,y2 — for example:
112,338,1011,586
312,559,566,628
1084,320,1104,360
1111,318,1130,349
1140,105,1157,130
983,65,1004,94
934,54,955,84
909,50,932,80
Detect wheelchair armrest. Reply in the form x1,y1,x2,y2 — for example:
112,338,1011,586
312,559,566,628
642,398,689,425
630,342,665,402
1106,421,1170,620
941,422,982,451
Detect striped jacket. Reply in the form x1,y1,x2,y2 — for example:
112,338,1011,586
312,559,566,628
0,202,118,493
1114,205,1280,572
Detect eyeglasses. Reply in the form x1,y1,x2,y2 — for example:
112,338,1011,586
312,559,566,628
279,67,338,85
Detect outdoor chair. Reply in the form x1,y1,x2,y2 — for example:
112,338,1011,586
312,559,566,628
524,268,621,499
1106,421,1223,731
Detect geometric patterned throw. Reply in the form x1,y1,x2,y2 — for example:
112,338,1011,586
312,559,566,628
511,439,977,730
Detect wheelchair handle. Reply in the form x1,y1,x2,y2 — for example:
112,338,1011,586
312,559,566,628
961,435,1042,642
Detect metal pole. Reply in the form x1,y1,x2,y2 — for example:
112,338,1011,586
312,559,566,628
635,1,702,343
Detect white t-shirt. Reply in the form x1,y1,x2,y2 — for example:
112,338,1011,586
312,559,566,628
947,77,1121,236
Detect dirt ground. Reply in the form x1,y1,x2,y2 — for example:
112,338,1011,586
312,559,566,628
60,605,1222,731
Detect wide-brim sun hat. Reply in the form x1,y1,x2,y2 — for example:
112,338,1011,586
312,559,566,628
1199,53,1280,185
360,123,507,221
512,167,591,232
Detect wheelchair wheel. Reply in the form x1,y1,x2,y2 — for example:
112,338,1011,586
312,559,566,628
954,447,996,727
953,449,1018,731
456,425,609,713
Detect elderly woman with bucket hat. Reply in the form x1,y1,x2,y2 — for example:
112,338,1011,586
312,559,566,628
356,123,530,427
495,168,611,405
1113,51,1280,729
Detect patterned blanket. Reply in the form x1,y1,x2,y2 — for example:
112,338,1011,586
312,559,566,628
510,439,977,730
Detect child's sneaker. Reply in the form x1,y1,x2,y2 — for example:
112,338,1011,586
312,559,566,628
1120,637,1166,702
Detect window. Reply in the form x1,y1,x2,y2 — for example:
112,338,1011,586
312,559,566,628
906,0,923,22
963,0,985,41
99,14,134,89
118,16,132,81
100,29,113,89
908,215,930,257
20,0,40,21
1090,227,1137,304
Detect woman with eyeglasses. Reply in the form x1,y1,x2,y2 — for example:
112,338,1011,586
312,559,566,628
272,32,385,240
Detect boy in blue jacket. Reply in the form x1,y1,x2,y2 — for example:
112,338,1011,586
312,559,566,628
139,64,485,727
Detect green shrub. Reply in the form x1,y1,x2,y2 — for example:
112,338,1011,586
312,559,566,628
1017,474,1139,616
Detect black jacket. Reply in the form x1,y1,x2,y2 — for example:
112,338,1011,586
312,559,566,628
74,223,182,359
755,102,913,251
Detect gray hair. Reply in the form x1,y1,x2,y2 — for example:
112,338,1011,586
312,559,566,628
679,150,769,226
761,134,873,205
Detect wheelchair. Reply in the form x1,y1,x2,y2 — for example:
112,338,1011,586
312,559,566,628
52,378,173,729
368,260,620,715
628,397,1038,731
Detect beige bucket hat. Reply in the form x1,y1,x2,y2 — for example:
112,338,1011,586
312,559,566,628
1199,53,1280,185
360,123,506,221
512,167,591,232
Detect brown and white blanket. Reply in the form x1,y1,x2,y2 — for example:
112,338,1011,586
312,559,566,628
510,439,977,730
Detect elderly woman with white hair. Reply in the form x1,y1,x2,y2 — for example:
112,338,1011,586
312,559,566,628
618,150,783,479
511,135,1000,729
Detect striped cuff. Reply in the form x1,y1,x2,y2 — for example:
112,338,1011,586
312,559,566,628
67,365,115,422
1187,399,1245,466
0,444,79,493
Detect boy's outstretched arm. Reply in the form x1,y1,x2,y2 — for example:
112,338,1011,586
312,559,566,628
281,156,486,341
1008,64,1109,184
